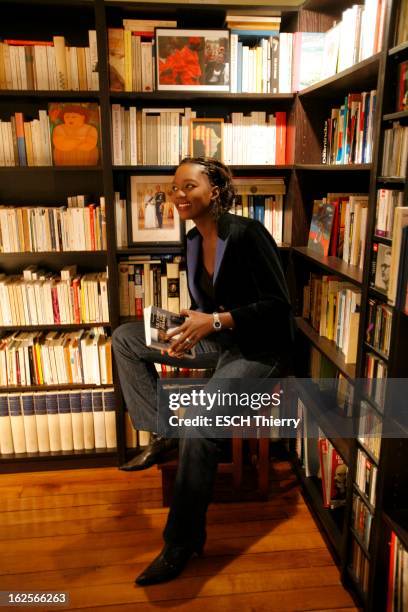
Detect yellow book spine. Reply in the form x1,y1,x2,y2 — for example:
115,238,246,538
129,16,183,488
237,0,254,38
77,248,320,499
124,30,132,92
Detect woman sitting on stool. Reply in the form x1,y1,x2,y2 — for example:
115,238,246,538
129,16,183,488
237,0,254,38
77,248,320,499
112,157,295,586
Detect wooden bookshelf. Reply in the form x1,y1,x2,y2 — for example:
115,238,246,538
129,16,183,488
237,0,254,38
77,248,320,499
295,317,357,380
292,246,363,285
298,53,381,99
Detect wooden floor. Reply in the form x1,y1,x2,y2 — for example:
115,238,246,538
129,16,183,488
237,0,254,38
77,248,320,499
0,460,360,612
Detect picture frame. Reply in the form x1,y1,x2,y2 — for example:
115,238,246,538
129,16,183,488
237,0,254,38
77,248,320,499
191,118,224,161
155,28,230,92
128,175,182,247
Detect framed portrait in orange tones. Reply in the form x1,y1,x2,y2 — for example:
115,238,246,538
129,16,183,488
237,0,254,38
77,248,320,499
155,28,230,92
191,118,224,161
48,102,101,166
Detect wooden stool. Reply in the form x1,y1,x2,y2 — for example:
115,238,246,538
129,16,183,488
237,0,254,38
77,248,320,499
158,437,270,506
157,372,273,505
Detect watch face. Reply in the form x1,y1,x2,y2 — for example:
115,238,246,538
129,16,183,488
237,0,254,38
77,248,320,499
214,321,222,329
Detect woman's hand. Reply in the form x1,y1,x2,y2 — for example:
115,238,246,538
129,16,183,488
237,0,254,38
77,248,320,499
167,310,213,357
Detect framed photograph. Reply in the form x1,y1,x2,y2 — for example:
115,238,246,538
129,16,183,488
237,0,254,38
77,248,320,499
191,118,224,161
155,28,230,91
128,175,182,246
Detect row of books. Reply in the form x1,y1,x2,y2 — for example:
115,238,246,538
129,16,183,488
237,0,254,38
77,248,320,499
0,32,99,91
0,389,116,455
366,300,393,357
230,194,283,244
327,1,386,78
0,201,107,253
358,402,382,461
356,447,378,508
364,355,388,409
351,537,370,593
387,531,408,612
230,32,291,94
322,91,376,165
352,493,373,550
307,193,368,267
375,189,404,239
318,437,348,509
295,399,348,509
111,105,287,166
0,267,109,327
0,102,100,167
302,274,361,364
309,348,354,418
382,123,408,178
0,328,112,387
0,110,53,166
371,207,408,305
119,258,187,317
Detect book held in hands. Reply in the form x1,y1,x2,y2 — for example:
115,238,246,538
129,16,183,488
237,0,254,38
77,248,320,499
144,305,195,358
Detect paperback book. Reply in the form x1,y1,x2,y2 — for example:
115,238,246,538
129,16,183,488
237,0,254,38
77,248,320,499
144,305,195,357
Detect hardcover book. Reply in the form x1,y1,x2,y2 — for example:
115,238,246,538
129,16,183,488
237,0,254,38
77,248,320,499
144,305,195,357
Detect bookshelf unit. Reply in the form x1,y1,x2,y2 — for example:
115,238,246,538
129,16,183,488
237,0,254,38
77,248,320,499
0,0,407,608
289,0,408,610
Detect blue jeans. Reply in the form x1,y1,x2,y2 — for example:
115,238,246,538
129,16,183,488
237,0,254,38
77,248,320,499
112,321,281,549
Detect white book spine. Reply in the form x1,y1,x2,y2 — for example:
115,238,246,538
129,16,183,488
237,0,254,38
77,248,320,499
0,394,14,454
88,30,99,90
230,34,238,93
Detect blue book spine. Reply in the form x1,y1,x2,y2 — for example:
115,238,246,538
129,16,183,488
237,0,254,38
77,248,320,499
80,390,93,413
22,394,34,416
254,196,265,224
342,96,349,164
92,390,103,412
103,389,116,413
232,29,280,37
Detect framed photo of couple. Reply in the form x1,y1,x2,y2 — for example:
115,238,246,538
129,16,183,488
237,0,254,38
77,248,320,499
128,175,182,246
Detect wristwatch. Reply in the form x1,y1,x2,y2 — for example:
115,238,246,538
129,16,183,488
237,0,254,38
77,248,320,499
212,312,222,331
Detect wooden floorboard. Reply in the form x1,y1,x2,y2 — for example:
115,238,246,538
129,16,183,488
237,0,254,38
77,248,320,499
0,461,360,612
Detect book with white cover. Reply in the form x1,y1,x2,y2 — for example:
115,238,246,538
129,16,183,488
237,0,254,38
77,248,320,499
144,305,195,358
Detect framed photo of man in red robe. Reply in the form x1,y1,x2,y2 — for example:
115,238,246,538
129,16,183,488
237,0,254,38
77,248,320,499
155,28,230,92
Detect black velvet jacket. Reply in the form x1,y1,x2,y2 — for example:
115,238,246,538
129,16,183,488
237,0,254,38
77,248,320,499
186,213,296,365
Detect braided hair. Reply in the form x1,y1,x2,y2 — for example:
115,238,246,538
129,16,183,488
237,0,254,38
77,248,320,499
178,157,236,219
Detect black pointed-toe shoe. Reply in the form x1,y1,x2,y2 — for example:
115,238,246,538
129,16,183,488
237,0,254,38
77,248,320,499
120,436,178,471
135,544,202,586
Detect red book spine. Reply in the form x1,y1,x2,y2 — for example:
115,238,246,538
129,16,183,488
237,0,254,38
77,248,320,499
72,278,81,323
51,286,61,324
89,205,96,251
4,39,54,46
386,531,396,612
275,111,286,165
